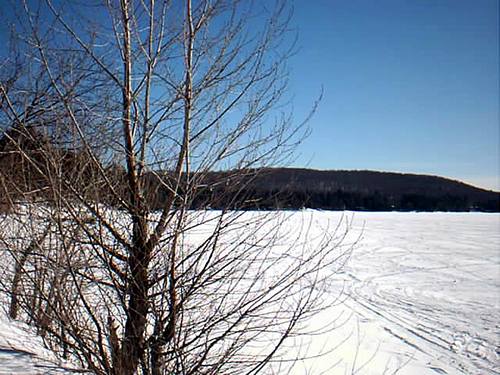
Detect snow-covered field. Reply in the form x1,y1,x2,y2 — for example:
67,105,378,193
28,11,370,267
0,211,498,374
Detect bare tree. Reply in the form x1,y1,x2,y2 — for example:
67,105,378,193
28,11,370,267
0,1,351,374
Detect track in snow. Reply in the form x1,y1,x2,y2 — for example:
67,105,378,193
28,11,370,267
334,212,499,375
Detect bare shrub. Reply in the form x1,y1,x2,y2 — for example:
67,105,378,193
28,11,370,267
0,1,351,374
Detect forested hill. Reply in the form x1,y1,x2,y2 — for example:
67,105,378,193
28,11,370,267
0,124,497,212
190,168,499,212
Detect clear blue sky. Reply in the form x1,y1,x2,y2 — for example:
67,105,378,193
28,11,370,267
288,0,499,191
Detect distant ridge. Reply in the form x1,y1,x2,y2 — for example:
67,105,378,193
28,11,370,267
0,126,497,213
252,168,498,195
181,168,499,212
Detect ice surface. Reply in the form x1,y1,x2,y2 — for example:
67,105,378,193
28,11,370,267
286,211,500,375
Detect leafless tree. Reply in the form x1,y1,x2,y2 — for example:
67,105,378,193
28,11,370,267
0,1,352,374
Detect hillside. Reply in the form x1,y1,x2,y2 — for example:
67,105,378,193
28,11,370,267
181,168,499,212
0,127,497,212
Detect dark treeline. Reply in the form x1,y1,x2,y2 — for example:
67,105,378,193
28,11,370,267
0,127,498,212
149,168,499,212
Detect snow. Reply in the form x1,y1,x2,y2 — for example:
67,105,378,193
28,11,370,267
0,211,498,374
0,315,89,374
286,211,499,374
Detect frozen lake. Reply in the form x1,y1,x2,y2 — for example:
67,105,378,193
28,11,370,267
0,211,498,374
289,211,500,375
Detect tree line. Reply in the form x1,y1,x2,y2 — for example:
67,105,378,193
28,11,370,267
1,129,497,213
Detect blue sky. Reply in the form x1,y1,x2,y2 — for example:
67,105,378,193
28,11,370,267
0,0,497,190
287,0,499,190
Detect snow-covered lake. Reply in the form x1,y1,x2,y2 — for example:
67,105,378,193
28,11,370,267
0,211,498,374
289,211,499,375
